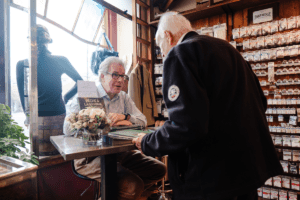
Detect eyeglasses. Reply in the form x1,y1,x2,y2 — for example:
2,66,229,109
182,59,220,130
106,72,129,80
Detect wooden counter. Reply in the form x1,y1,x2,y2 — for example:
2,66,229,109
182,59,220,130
0,156,38,200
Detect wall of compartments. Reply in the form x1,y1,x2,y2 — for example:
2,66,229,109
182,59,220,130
232,15,300,200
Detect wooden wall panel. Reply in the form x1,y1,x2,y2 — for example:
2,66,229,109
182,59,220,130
233,10,243,28
220,13,227,24
279,0,300,18
191,18,207,30
243,8,248,26
208,15,220,27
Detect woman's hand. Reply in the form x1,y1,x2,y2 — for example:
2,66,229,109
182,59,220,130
108,113,126,126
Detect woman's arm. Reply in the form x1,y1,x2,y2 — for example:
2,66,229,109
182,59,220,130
60,57,83,104
16,61,26,112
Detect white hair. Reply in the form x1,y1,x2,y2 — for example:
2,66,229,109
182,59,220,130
99,57,125,81
155,12,193,43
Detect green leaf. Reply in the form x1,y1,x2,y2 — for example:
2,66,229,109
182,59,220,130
0,104,37,165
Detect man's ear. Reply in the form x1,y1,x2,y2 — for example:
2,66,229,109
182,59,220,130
100,74,105,82
164,30,173,45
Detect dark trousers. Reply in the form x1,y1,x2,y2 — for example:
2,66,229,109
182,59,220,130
116,150,167,200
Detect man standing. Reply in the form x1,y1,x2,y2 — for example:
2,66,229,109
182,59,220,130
133,12,283,200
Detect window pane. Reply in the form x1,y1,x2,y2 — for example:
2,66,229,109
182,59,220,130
137,24,141,38
47,0,82,31
13,0,29,8
13,0,46,17
74,0,105,41
103,0,132,16
136,4,140,18
10,6,30,151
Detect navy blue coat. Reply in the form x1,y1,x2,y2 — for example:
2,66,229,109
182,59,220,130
141,32,283,200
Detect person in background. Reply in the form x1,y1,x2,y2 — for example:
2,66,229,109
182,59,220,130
133,12,283,200
16,24,83,156
63,57,166,200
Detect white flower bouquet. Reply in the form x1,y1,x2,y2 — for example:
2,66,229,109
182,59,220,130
66,107,111,142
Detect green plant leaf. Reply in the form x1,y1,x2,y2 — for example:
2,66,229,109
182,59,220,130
0,104,38,165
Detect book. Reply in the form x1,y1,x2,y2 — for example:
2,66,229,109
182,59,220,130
78,97,105,110
108,129,153,140
103,136,133,146
110,125,143,132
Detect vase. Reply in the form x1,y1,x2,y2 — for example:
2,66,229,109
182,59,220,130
82,128,103,146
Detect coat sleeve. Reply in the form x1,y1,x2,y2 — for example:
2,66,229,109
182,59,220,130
141,48,210,157
128,73,142,112
148,70,158,117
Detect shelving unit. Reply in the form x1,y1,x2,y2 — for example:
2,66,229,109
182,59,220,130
232,13,300,199
153,45,169,123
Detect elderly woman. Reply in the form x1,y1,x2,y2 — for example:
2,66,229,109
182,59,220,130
63,57,166,200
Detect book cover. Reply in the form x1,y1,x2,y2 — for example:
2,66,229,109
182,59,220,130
78,97,105,110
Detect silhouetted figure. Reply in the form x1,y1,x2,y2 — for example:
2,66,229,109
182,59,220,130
16,24,83,156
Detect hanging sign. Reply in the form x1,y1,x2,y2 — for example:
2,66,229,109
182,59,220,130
253,8,273,24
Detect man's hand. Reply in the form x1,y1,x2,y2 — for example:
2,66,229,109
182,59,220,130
112,120,132,126
132,133,147,152
108,113,126,126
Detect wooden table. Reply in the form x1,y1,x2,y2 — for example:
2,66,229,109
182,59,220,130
50,135,136,200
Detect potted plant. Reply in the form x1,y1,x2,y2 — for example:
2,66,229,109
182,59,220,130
0,104,39,165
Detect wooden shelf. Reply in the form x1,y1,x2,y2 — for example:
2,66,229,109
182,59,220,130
150,0,279,25
270,132,300,136
275,146,300,150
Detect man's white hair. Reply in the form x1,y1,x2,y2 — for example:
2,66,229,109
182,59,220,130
155,12,193,43
99,57,124,81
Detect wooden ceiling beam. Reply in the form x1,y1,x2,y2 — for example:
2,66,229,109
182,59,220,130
163,0,173,11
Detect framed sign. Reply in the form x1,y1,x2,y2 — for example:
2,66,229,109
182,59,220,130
253,8,273,24
248,2,279,25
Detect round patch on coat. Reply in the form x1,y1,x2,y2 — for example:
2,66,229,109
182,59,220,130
168,85,180,102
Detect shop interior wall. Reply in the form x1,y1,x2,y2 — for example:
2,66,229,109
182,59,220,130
190,0,300,41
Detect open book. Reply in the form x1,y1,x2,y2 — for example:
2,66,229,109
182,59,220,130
108,129,153,140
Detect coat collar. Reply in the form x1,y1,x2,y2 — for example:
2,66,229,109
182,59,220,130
180,31,199,43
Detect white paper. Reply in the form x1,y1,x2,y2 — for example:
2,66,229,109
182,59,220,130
77,80,98,98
